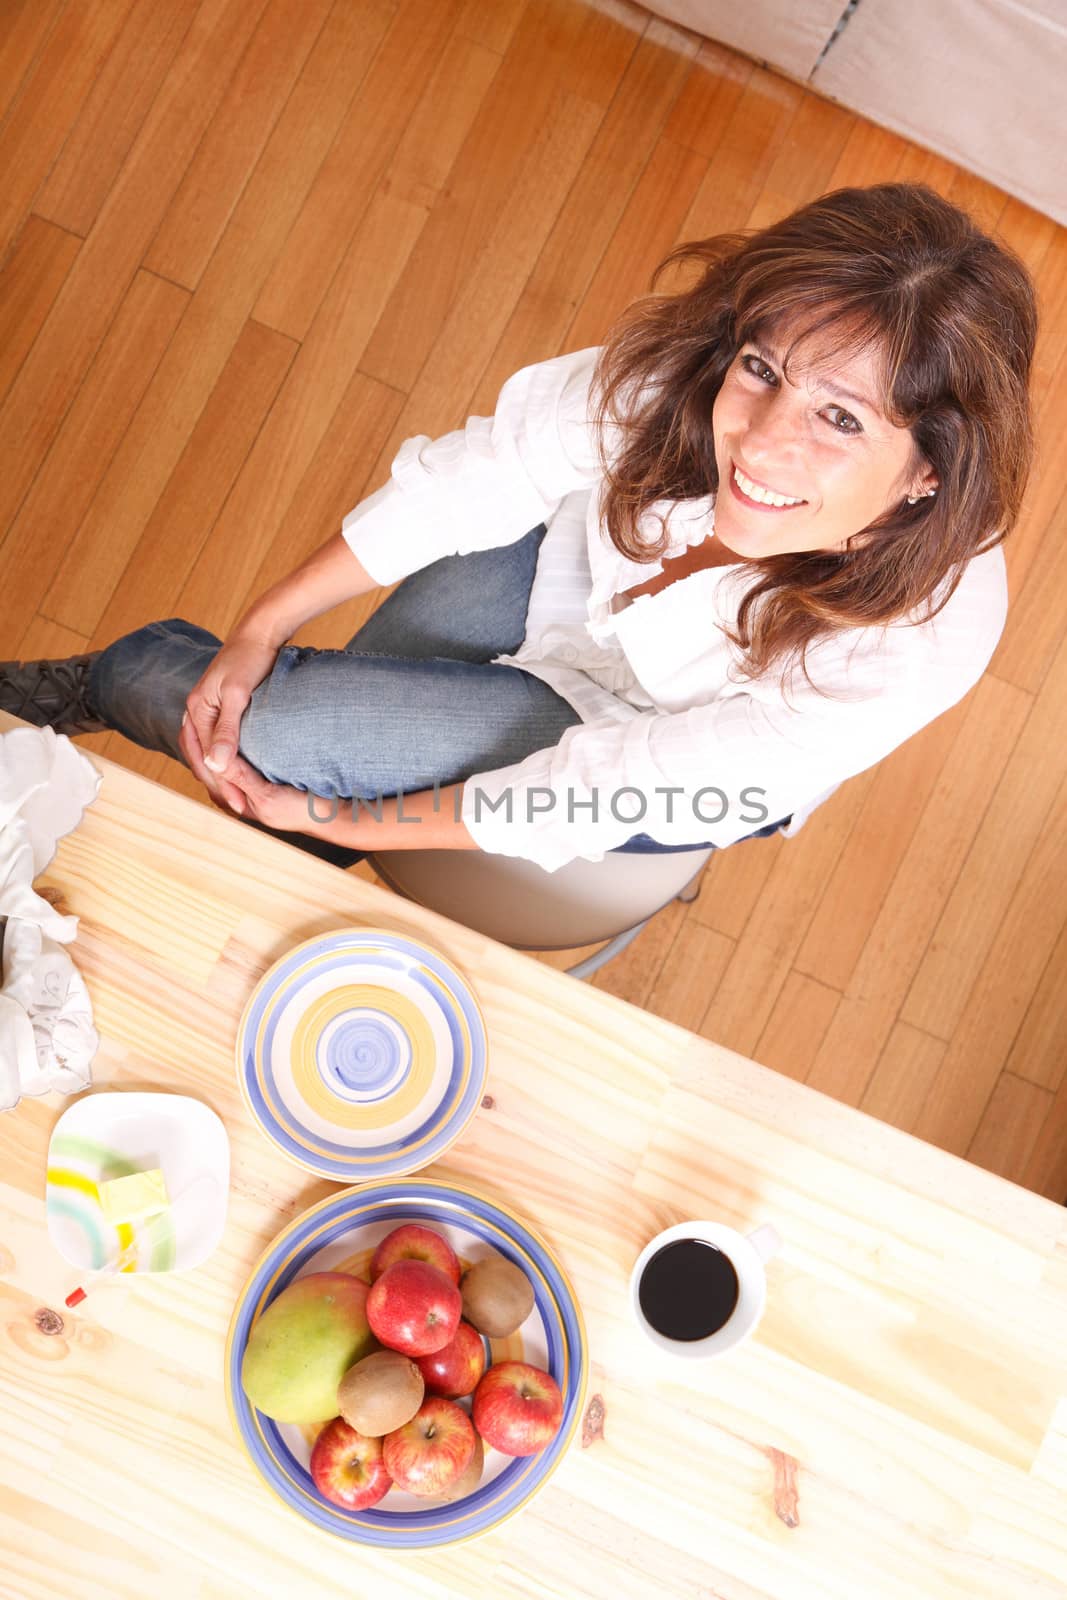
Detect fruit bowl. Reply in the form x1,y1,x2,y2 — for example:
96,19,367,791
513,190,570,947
234,929,488,1181
225,1178,588,1549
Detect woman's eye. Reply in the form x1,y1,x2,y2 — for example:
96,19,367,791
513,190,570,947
826,406,862,436
742,353,870,435
740,354,775,384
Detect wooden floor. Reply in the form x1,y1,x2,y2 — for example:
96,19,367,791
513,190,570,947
3,0,1066,1201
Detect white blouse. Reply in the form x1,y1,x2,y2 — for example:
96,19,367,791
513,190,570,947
341,346,1008,873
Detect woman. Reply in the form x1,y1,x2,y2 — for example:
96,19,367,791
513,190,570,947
0,183,1037,874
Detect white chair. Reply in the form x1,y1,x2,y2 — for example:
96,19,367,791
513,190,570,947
365,843,716,979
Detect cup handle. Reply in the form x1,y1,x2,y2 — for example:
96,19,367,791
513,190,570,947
746,1223,782,1263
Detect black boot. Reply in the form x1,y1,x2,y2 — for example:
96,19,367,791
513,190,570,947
0,653,107,734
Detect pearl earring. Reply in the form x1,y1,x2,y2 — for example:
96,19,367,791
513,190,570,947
906,488,937,505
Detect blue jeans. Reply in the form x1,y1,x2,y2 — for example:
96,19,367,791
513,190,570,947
88,525,788,869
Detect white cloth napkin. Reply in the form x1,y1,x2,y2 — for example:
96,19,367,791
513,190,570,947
0,726,102,1111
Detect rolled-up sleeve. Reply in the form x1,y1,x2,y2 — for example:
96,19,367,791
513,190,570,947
460,638,933,872
340,346,607,586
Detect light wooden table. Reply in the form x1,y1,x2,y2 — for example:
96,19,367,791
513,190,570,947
2,723,1066,1600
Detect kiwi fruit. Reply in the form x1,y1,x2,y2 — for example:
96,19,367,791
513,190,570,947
460,1257,535,1338
337,1349,424,1436
436,1431,485,1504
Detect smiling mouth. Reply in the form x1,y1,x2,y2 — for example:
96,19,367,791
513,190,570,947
729,461,807,511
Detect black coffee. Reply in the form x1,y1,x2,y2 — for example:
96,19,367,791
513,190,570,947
638,1238,739,1341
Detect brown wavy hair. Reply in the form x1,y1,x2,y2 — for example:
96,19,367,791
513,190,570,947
589,182,1038,696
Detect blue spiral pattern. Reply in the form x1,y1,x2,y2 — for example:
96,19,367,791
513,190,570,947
317,1011,411,1101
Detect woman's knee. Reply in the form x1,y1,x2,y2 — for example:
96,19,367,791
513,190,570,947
237,648,344,790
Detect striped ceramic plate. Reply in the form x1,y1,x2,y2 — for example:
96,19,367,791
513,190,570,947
235,929,488,1181
225,1178,588,1549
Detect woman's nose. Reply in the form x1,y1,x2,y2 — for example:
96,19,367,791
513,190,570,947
741,402,804,466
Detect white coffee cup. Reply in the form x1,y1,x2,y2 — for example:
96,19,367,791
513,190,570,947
629,1219,782,1358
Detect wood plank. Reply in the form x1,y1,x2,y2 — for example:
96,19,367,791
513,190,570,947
991,474,1067,698
30,0,388,639
251,0,463,344
1029,226,1067,424
644,917,734,1033
794,716,957,993
359,0,638,398
474,17,701,411
0,0,67,131
175,188,428,639
908,672,1067,1036
806,673,1031,1105
662,37,754,159
34,0,198,240
455,0,529,57
143,0,335,289
824,113,910,191
526,0,650,110
15,615,91,659
0,269,188,650
0,0,137,260
566,134,710,351
384,30,502,212
744,91,856,232
1005,911,1067,1092
859,1022,948,1135
911,762,1067,1154
362,85,607,497
0,0,272,535
902,642,1067,1041
945,167,1008,236
94,734,171,787
664,65,801,245
756,970,841,1085
0,215,80,411
983,229,1067,691
993,195,1058,279
591,888,691,1010
1023,1072,1067,1203
891,142,958,193
698,777,869,1064
687,824,783,942
86,317,298,647
968,1073,1054,1185
231,371,407,651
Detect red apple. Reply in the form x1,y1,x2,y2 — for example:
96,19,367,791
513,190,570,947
382,1397,475,1497
367,1259,462,1357
370,1223,461,1286
414,1320,486,1399
310,1417,392,1511
472,1361,563,1457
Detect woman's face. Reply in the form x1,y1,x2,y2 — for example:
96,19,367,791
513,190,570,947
710,322,937,559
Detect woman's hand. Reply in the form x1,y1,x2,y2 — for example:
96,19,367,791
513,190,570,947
184,714,311,830
180,631,279,782
222,754,312,833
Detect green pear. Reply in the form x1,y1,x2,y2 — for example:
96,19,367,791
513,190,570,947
241,1271,374,1423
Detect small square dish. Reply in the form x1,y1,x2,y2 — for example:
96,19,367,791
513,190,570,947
46,1091,229,1276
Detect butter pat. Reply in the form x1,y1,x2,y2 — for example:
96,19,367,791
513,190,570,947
98,1169,169,1224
